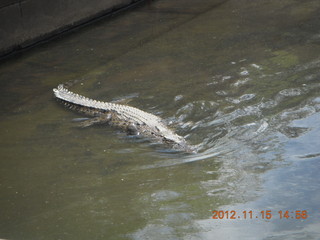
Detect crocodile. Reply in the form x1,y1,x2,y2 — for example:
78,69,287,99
53,84,194,153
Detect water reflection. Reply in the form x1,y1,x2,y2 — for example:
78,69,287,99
1,0,320,239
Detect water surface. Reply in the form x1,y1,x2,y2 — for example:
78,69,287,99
1,0,320,239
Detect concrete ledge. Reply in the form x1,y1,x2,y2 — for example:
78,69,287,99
0,0,144,58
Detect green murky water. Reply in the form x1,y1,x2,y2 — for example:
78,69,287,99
1,0,320,239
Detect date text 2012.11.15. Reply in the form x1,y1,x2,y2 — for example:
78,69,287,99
211,210,308,220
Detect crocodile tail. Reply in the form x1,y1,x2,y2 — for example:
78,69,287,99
53,84,162,125
53,84,105,109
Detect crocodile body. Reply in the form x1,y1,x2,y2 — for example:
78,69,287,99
53,84,193,152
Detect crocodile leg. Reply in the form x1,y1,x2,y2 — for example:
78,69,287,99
126,122,139,135
77,113,112,128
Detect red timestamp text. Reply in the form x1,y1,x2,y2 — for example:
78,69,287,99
211,210,308,220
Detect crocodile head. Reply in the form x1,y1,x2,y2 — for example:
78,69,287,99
167,136,196,153
155,125,196,153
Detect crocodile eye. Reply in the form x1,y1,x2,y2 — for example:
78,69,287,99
163,137,174,143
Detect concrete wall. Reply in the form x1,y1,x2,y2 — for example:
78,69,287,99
0,0,142,57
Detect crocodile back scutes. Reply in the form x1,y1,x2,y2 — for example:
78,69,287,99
53,84,162,126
